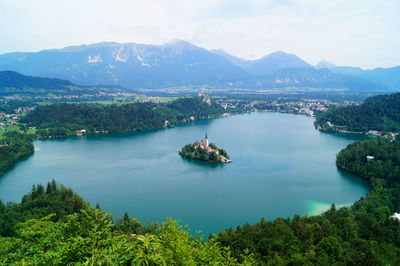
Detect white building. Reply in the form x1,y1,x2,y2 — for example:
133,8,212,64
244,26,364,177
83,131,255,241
366,155,375,161
391,212,400,220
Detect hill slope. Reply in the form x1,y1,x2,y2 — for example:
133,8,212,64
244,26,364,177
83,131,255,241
0,70,125,96
316,92,400,132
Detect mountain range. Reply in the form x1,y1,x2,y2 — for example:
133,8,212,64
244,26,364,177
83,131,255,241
0,40,399,92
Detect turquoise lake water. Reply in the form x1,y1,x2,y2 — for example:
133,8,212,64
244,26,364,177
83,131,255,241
0,112,369,235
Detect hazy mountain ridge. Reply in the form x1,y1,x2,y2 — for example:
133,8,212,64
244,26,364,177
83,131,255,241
0,70,127,96
210,49,248,68
256,68,382,90
210,49,313,76
316,60,400,90
0,41,398,91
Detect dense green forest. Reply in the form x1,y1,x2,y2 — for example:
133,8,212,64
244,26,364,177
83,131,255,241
0,132,34,176
336,137,400,185
0,180,88,237
214,136,400,265
22,96,225,137
315,92,400,132
179,142,230,162
0,181,255,264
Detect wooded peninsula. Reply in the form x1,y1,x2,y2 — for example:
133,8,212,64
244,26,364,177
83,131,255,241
22,95,225,138
315,92,400,133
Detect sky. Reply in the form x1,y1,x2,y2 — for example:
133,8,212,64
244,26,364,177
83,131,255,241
0,0,399,69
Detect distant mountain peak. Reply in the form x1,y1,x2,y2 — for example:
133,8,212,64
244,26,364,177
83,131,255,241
165,39,194,47
162,40,201,55
260,50,303,60
268,50,288,56
316,60,337,69
246,50,313,76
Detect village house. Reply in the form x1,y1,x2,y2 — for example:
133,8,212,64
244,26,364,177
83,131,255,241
75,129,86,136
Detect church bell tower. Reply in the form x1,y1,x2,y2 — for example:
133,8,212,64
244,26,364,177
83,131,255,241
205,133,209,148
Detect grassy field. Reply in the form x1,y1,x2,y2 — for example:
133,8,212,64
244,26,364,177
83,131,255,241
0,124,37,140
27,128,37,135
0,125,23,140
5,125,21,133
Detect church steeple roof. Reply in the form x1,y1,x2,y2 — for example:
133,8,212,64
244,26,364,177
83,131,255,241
205,132,208,139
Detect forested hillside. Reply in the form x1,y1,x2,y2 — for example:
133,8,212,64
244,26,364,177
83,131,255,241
23,96,225,137
0,180,88,237
0,70,128,96
316,92,400,132
0,132,34,176
336,137,400,185
0,181,254,264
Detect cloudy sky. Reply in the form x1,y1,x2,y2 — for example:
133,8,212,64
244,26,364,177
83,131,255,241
1,0,399,69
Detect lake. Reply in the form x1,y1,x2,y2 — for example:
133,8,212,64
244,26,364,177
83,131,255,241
0,112,369,236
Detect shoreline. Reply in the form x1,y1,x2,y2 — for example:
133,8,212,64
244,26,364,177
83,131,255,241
2,110,370,224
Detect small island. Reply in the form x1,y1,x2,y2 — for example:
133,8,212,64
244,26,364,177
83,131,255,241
179,133,231,163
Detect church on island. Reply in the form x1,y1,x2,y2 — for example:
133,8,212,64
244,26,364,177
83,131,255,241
194,133,219,155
